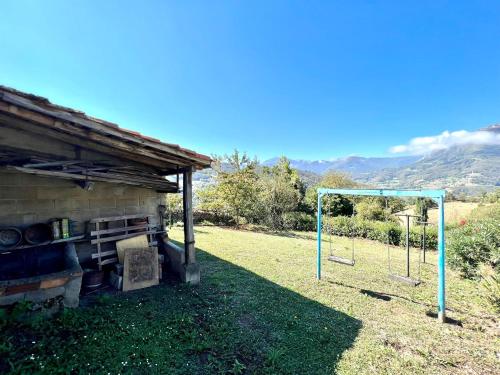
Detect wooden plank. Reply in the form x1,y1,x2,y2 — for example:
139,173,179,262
11,166,146,187
86,170,176,187
183,167,196,264
10,166,177,191
116,235,149,264
122,248,159,292
100,257,119,266
90,223,153,236
91,231,157,245
91,243,157,259
1,94,210,166
91,250,117,259
23,160,82,168
90,214,153,223
96,222,102,271
0,112,178,170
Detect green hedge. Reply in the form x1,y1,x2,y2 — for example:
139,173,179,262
323,216,438,249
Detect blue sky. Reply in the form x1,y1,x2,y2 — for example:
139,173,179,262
1,1,500,161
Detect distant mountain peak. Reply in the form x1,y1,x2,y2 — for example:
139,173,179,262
481,124,500,133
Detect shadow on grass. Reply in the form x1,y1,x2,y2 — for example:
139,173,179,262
0,243,362,375
328,279,432,308
172,242,363,374
328,280,487,323
360,289,392,301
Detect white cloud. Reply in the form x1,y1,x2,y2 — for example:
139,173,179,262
389,129,500,155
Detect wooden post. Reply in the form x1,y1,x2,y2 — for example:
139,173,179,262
183,167,195,265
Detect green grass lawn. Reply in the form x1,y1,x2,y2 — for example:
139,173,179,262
1,226,498,374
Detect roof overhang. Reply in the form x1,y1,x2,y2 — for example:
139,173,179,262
0,85,212,173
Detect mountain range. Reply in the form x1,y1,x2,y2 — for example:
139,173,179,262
262,155,420,176
264,125,499,195
194,125,500,195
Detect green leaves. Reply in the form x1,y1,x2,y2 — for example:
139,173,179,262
448,218,500,279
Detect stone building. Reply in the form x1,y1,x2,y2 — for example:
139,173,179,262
0,86,211,306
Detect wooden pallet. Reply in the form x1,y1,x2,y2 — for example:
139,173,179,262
90,214,158,270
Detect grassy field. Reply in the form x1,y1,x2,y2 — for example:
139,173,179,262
1,226,498,374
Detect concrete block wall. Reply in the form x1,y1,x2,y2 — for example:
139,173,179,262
0,170,166,263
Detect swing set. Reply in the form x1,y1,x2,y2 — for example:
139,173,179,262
317,188,447,323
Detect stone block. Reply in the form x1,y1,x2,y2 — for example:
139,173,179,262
63,277,82,308
16,199,55,212
182,263,200,284
164,240,185,277
37,186,88,199
0,200,17,212
55,199,90,210
117,198,140,208
97,208,125,218
123,206,147,215
139,197,158,207
89,198,116,209
0,172,21,186
0,187,36,199
20,174,70,187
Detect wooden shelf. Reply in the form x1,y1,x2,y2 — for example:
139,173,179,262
0,235,86,252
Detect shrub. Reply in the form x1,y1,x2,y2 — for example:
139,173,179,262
355,200,386,221
193,211,236,226
323,216,437,249
447,218,500,279
282,212,316,231
479,265,500,312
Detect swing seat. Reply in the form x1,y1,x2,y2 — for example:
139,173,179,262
389,274,421,286
328,255,355,266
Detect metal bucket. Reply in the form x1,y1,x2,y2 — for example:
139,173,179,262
0,227,22,250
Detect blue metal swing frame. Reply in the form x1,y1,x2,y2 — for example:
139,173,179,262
316,188,447,323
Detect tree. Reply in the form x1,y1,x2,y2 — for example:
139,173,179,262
259,157,302,229
355,198,386,221
210,150,260,226
305,171,357,216
197,185,226,216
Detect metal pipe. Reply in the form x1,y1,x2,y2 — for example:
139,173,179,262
406,215,410,277
317,193,322,280
438,197,446,323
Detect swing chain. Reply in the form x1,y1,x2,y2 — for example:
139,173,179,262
385,198,392,274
